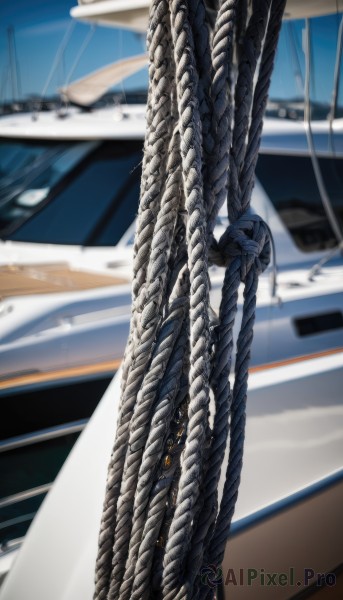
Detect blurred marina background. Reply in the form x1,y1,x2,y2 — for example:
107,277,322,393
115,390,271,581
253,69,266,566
1,1,342,116
0,0,148,113
0,1,342,598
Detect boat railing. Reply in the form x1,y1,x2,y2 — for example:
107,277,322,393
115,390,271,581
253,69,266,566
0,484,53,510
0,419,88,552
0,419,88,453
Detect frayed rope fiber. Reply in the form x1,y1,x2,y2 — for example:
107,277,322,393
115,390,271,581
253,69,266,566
94,1,285,599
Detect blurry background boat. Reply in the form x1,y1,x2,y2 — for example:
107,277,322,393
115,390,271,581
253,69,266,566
0,0,342,594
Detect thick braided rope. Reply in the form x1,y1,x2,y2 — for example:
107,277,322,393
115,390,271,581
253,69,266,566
116,265,190,600
122,0,174,387
206,0,238,232
228,0,272,221
202,0,286,585
162,1,211,597
182,2,239,589
188,0,215,225
240,0,287,209
106,120,184,600
94,1,285,599
94,3,174,597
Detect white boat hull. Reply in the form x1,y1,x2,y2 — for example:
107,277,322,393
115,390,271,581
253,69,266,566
1,348,342,599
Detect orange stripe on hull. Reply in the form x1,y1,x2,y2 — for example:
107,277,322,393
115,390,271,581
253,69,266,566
249,346,343,373
1,347,342,392
0,359,122,391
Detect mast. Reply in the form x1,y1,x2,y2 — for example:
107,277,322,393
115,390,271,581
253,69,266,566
7,26,21,105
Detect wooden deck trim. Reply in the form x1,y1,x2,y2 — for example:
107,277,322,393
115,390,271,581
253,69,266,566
0,263,128,298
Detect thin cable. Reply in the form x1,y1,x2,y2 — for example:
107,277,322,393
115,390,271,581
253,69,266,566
304,18,343,245
40,21,75,101
64,25,96,87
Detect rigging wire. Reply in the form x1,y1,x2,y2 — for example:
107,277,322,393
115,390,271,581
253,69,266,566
35,20,75,116
64,25,96,88
304,18,343,246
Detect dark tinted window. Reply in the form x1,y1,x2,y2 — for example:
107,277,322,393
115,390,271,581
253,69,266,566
255,154,337,252
337,15,343,118
318,157,343,231
92,175,140,246
8,141,142,246
0,139,95,233
267,13,343,122
268,19,306,121
309,14,341,120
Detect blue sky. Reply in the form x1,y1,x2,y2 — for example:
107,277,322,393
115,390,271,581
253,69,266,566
0,0,148,102
0,2,340,106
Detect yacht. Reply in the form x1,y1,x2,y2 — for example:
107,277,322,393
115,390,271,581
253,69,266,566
0,1,342,597
1,108,342,403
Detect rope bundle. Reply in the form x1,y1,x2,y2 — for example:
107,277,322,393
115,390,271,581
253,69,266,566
94,1,285,599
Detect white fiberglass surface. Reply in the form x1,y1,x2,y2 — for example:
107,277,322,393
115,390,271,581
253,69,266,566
1,350,342,600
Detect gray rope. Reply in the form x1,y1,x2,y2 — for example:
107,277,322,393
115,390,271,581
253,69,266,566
94,3,175,595
162,1,211,595
94,1,285,599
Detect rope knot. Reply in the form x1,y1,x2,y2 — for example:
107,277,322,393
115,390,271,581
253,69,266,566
209,213,271,281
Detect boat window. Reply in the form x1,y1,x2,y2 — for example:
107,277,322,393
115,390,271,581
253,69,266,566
336,16,343,119
317,157,343,231
267,12,343,122
308,14,341,120
91,172,140,246
0,140,97,234
0,140,60,180
267,19,305,121
255,154,337,252
5,140,143,246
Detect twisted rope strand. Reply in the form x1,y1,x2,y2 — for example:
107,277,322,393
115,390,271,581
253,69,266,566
118,278,190,600
108,121,185,597
205,0,238,238
228,0,272,222
93,4,174,595
240,0,287,210
162,1,211,596
207,268,259,569
183,1,239,586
